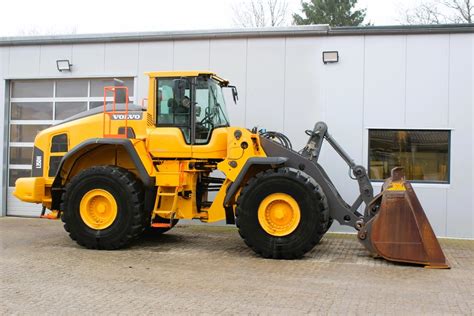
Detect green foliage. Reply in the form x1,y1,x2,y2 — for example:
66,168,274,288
293,0,367,26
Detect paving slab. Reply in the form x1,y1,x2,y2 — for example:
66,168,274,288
0,217,473,315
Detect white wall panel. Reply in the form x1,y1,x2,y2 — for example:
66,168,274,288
364,35,406,127
245,38,285,131
0,47,9,78
405,35,449,127
71,43,105,75
9,46,41,77
315,36,365,232
284,37,324,150
0,48,6,216
173,40,210,70
210,39,248,127
472,33,474,239
104,43,139,74
446,34,473,238
39,45,73,77
319,36,365,201
137,41,174,103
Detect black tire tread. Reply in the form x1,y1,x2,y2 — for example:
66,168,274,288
60,165,145,250
236,167,329,259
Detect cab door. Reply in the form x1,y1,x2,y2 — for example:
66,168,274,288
146,78,192,158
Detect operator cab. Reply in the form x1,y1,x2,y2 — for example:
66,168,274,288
154,72,233,144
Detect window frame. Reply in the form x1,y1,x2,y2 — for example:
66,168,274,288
367,128,451,184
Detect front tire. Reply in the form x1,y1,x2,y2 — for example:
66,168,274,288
61,166,145,250
236,168,329,259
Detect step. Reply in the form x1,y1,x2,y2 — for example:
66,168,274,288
157,192,178,197
151,222,172,228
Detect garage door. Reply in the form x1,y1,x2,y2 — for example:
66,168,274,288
7,78,135,216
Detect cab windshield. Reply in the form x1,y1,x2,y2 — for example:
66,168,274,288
195,76,230,144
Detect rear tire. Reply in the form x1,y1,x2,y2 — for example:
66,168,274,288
236,168,329,259
61,166,145,250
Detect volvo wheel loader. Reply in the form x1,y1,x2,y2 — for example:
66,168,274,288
14,71,449,268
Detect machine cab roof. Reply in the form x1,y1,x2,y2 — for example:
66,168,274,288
146,71,229,86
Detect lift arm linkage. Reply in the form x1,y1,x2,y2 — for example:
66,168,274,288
302,122,374,215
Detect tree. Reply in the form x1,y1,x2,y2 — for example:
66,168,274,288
232,0,289,27
293,0,367,26
401,0,473,24
401,3,447,25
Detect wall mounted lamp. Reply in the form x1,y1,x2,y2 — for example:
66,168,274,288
56,59,72,72
322,51,339,64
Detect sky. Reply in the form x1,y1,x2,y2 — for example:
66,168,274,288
0,0,430,37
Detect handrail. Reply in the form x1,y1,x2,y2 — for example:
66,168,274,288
102,86,129,138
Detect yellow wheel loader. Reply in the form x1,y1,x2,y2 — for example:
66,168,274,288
14,71,449,268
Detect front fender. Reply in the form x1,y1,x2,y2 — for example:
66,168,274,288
223,156,288,206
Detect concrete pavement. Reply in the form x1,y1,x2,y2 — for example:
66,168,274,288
0,217,473,315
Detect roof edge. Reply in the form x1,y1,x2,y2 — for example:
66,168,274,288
0,25,329,46
330,23,474,35
0,24,472,46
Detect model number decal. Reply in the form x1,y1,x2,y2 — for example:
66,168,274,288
111,113,142,120
35,156,42,169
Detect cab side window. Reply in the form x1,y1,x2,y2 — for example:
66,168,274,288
157,79,191,143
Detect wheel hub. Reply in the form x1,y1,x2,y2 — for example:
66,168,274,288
257,193,301,237
80,189,118,230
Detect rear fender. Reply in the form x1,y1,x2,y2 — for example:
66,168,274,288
51,138,155,210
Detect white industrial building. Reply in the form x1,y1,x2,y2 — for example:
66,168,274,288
0,24,472,238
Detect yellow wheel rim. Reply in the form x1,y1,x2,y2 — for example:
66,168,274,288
257,193,301,237
79,189,118,230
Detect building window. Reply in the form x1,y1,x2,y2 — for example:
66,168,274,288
368,129,450,183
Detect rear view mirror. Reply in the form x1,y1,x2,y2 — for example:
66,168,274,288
195,105,202,116
228,85,239,103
